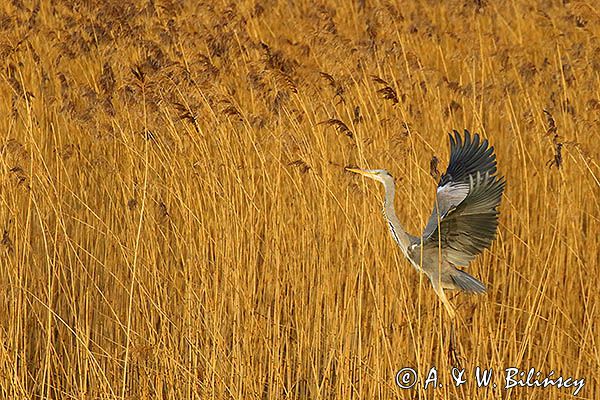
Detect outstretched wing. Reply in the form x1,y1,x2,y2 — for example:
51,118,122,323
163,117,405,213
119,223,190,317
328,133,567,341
421,130,505,266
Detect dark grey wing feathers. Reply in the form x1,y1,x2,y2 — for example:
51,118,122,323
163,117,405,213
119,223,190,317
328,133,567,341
435,173,505,266
440,130,497,186
422,130,505,266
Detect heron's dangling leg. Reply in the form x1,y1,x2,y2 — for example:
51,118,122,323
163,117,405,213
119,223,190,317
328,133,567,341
432,283,456,320
431,282,462,365
447,320,463,367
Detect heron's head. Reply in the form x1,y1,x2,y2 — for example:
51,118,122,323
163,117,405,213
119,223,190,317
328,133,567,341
346,168,395,185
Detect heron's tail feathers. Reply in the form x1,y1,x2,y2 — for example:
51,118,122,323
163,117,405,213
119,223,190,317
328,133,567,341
451,268,487,293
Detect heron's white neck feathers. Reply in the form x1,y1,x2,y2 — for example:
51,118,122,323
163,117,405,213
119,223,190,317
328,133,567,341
381,180,412,256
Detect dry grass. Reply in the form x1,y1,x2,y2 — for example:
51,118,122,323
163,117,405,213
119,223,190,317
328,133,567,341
0,0,599,398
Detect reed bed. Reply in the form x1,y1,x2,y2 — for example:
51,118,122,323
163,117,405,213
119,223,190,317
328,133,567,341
0,0,598,398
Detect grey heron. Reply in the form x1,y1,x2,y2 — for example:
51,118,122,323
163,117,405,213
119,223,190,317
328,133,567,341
347,130,505,319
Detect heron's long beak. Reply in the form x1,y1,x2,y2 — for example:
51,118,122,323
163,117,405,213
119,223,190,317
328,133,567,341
346,167,374,178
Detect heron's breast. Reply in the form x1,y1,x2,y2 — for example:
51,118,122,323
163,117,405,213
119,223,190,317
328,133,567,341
406,245,437,273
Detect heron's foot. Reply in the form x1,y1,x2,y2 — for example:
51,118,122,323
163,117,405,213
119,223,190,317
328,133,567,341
447,338,462,367
447,323,464,367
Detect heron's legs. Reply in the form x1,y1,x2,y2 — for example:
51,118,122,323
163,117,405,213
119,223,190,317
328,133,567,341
431,283,462,365
447,321,463,367
432,284,456,320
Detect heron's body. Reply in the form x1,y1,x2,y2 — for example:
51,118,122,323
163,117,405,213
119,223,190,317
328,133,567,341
348,130,505,319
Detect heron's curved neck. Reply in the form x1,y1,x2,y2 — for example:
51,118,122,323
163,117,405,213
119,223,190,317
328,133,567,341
382,182,412,255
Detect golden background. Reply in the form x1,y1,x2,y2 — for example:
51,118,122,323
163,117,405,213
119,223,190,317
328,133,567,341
0,0,598,398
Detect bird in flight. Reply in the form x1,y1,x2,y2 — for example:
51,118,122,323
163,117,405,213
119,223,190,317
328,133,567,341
347,130,505,319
